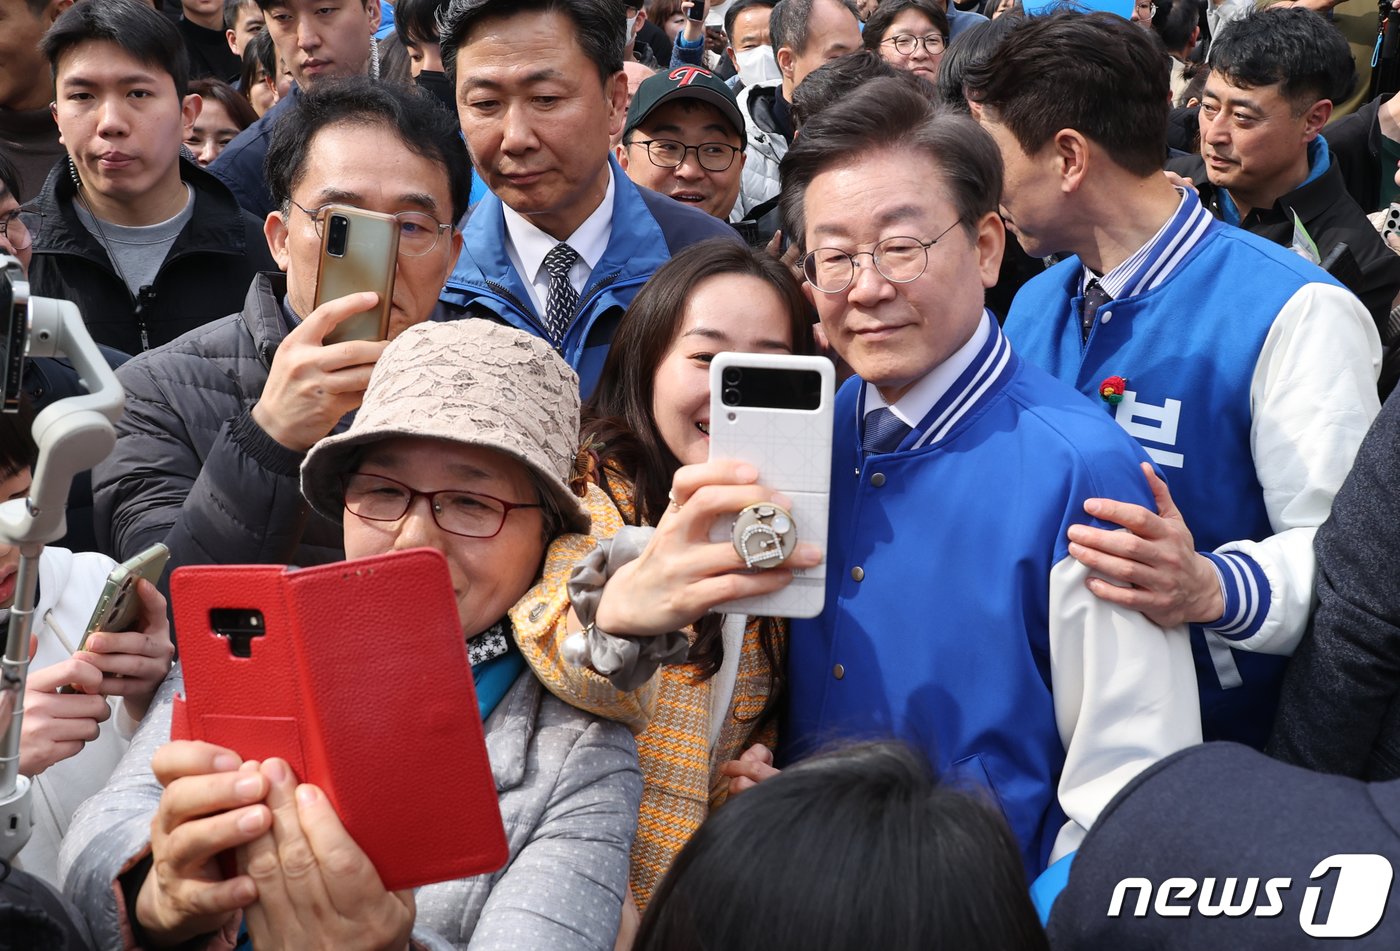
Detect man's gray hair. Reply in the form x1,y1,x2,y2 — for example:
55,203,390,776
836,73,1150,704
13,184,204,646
770,0,861,56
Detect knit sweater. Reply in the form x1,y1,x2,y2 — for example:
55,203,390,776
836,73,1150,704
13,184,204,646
510,472,782,908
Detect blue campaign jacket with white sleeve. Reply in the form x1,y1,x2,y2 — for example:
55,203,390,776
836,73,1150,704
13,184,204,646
1006,215,1380,749
437,157,736,397
785,317,1202,878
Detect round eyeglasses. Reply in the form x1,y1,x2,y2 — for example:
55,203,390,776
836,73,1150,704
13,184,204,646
290,201,453,257
882,33,946,56
0,206,36,252
802,220,964,295
629,138,742,172
342,472,542,539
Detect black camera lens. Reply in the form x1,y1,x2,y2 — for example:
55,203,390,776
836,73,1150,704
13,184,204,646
327,214,349,257
722,367,742,386
723,386,741,406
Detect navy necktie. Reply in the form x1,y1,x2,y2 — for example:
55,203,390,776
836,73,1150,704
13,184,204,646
1080,279,1112,342
862,406,913,455
542,242,580,345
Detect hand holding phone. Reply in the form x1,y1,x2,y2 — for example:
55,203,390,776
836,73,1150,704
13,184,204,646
77,577,174,722
1383,204,1400,249
77,542,171,651
685,0,707,21
251,292,389,453
314,205,399,346
19,654,109,776
591,458,824,637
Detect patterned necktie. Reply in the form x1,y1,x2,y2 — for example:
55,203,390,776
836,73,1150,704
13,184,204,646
1080,279,1112,342
543,242,580,345
862,406,913,455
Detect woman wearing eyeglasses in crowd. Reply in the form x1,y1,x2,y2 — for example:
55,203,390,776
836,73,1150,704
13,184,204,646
863,0,951,82
60,322,645,951
506,239,819,940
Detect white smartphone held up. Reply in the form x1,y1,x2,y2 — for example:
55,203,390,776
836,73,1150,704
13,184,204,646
707,352,835,618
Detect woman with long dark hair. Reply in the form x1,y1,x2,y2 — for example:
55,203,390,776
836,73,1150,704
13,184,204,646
512,237,818,923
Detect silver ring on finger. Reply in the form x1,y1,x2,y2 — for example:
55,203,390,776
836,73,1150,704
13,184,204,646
668,490,683,512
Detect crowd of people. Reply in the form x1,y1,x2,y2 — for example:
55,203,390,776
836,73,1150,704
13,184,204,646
2,0,1400,947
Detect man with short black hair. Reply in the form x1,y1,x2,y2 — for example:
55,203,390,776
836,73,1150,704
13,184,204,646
772,75,1200,882
967,11,1382,749
27,0,274,354
733,0,861,215
209,0,383,216
1153,0,1199,105
223,0,264,56
0,0,74,201
619,67,747,221
1169,8,1400,341
438,0,735,396
93,76,470,579
178,0,241,80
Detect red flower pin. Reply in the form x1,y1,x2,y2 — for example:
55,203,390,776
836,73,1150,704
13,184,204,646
1099,375,1127,405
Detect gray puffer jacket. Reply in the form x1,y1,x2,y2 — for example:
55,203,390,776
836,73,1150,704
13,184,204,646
91,272,344,576
58,668,641,951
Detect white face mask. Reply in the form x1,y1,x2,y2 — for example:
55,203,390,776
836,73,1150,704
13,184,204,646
626,14,639,44
735,44,782,86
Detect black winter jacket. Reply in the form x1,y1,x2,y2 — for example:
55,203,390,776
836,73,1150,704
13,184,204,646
1167,152,1400,338
1268,392,1400,779
26,157,277,356
92,272,344,582
0,861,94,951
1324,93,1391,215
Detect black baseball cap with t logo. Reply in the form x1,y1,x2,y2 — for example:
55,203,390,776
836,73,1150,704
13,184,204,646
624,66,748,150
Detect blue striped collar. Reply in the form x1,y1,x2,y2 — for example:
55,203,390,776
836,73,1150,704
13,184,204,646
1079,187,1213,301
857,311,1015,454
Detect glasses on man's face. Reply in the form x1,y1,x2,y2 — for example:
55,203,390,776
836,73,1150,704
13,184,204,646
1134,1,1157,16
630,139,742,172
882,33,946,56
290,201,453,257
343,472,542,539
802,220,964,294
0,205,37,252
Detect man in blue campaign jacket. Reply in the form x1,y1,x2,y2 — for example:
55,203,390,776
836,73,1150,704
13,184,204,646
965,13,1382,749
437,0,736,397
772,78,1201,881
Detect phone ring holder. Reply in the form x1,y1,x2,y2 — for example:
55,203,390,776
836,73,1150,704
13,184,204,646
731,503,797,570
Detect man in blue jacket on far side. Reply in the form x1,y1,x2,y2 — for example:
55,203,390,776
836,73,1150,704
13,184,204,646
437,0,736,397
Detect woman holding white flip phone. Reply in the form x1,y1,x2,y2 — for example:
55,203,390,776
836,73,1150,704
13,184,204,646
510,239,825,929
0,403,174,887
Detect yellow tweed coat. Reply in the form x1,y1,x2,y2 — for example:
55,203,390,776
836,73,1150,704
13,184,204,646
509,473,784,909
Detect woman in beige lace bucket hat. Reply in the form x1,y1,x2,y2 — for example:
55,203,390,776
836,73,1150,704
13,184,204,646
244,318,638,948
301,318,591,547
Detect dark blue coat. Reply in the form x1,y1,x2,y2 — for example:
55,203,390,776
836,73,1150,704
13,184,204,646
437,158,737,397
1049,742,1400,949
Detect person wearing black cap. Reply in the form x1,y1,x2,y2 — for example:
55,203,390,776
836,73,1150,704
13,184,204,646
619,66,747,221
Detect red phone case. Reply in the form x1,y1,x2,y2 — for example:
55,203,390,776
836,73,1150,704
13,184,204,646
169,548,508,891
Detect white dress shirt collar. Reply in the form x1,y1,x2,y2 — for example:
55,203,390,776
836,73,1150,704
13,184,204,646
501,165,616,315
863,309,993,428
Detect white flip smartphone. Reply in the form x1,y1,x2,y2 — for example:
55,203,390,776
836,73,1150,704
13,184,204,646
707,352,835,619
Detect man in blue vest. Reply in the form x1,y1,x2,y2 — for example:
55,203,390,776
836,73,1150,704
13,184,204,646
436,0,735,397
776,76,1201,881
964,11,1382,749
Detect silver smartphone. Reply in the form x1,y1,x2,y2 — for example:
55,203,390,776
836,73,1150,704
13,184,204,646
58,542,170,694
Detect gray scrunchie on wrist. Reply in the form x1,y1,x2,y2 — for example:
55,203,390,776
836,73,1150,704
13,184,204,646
566,525,692,691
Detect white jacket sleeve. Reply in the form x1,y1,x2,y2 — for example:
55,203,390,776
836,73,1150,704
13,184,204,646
1206,283,1380,656
1049,552,1202,862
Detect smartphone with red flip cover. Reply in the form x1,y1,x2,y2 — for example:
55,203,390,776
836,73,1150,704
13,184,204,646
168,548,507,891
